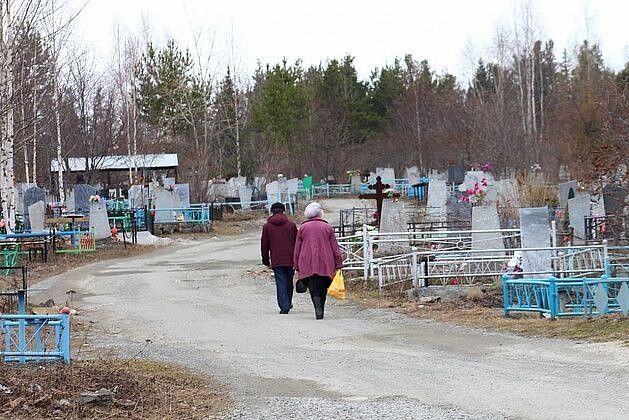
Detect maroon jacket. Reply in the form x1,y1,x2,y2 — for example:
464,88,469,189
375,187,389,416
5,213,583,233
293,217,343,280
261,213,298,268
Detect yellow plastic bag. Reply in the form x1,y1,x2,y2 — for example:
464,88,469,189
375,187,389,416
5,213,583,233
328,270,345,300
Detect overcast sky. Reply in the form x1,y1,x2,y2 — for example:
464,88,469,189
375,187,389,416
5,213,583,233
75,0,629,83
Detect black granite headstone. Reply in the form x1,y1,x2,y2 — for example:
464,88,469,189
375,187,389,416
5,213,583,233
602,184,627,216
447,164,465,185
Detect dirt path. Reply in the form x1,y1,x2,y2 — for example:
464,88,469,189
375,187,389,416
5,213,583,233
31,224,628,419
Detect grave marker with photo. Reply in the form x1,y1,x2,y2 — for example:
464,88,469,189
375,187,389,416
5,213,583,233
23,186,46,230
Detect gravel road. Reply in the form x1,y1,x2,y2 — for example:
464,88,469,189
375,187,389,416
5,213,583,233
31,208,628,419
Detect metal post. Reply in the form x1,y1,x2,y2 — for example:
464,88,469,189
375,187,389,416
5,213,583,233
602,239,611,276
549,277,558,318
411,247,418,288
362,225,369,282
502,274,510,316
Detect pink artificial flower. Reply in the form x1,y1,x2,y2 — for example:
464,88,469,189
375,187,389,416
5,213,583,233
0,219,5,228
481,178,488,187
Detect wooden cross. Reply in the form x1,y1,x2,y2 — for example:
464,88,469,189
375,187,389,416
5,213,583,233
358,176,399,228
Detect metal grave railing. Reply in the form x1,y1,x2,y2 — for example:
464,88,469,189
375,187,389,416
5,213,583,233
0,315,70,363
503,275,629,318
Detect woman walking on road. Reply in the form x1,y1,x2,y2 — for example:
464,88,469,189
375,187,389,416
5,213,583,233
293,202,343,319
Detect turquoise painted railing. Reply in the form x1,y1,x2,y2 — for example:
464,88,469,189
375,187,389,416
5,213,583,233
503,274,629,318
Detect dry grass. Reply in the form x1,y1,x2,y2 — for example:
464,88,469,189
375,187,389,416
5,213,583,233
346,280,629,345
515,171,559,208
0,359,227,419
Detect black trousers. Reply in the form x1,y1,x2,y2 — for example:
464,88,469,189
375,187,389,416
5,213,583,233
305,275,332,315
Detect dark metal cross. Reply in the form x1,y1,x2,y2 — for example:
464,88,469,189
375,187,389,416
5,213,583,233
358,176,398,228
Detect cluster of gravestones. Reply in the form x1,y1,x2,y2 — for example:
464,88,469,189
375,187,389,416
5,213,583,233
373,165,627,268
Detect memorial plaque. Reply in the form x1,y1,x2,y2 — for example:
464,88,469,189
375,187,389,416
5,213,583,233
519,207,551,277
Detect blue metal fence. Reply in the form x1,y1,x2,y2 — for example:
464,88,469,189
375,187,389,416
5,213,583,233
503,274,629,318
0,314,70,364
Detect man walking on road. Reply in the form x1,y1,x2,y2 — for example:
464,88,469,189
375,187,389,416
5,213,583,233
261,202,298,314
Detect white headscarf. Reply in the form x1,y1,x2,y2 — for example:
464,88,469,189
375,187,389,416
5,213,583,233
304,202,323,219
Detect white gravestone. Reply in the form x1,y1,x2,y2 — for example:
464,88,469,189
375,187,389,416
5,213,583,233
154,190,177,223
175,184,191,208
238,186,253,210
568,194,591,241
265,181,280,205
28,201,46,231
459,171,497,206
406,166,421,186
350,175,362,194
519,207,551,277
376,167,395,186
89,201,111,240
128,185,148,208
427,178,448,221
471,206,504,254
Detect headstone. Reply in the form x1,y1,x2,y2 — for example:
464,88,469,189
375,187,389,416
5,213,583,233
73,184,98,214
558,165,570,182
154,189,177,223
23,186,46,230
128,185,148,208
378,200,408,254
568,194,591,241
602,184,627,216
27,201,46,231
89,201,111,240
174,184,191,208
446,193,472,225
558,180,577,209
15,183,35,215
227,176,246,198
207,181,228,200
266,181,279,204
238,185,253,210
368,171,378,184
519,207,551,277
447,164,465,185
471,206,504,254
378,167,395,185
427,178,448,221
350,175,362,194
286,178,299,195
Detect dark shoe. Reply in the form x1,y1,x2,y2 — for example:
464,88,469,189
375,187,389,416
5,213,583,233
279,310,289,314
312,296,324,319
